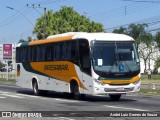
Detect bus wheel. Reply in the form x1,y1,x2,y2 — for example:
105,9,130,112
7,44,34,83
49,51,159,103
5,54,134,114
109,94,121,101
32,81,39,96
70,81,82,100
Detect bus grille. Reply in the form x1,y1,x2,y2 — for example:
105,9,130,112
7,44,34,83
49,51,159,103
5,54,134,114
104,87,134,92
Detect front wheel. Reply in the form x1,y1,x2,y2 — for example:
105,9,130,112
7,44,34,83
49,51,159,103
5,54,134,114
109,94,121,101
70,81,84,100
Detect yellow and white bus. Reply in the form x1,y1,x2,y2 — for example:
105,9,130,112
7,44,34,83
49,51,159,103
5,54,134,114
16,32,141,101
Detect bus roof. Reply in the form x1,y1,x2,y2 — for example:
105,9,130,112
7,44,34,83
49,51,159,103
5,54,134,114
48,32,134,41
18,32,134,47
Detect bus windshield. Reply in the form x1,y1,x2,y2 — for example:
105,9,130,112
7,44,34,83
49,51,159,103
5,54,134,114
92,41,140,78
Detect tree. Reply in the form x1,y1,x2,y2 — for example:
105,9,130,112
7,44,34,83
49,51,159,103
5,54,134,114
138,42,158,72
128,23,148,46
155,57,160,70
112,26,127,34
33,6,105,39
155,32,160,49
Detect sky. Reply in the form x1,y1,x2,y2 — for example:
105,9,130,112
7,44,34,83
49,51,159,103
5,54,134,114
0,0,160,44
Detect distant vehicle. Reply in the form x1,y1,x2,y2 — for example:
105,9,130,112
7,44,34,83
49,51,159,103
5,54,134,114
16,32,141,101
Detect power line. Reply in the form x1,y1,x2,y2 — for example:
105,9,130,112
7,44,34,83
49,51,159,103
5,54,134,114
26,4,47,39
6,6,44,38
122,0,160,3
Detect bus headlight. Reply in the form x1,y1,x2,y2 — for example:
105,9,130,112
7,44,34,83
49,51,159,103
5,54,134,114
133,79,141,85
94,79,105,86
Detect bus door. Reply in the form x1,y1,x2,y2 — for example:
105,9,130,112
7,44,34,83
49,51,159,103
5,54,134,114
79,39,93,94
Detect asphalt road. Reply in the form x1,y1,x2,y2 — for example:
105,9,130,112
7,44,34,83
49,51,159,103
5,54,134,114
0,84,160,120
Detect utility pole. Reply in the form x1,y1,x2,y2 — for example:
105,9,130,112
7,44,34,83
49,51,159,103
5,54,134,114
27,4,47,39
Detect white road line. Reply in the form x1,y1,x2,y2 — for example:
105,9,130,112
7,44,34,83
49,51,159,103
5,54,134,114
60,117,75,120
0,96,6,98
55,98,81,102
15,93,39,98
1,94,24,98
104,105,149,111
0,91,9,94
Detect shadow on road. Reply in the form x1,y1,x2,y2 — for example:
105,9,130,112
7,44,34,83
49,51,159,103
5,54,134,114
16,90,137,103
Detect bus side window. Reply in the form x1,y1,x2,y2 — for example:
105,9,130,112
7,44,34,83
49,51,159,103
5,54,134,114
37,45,42,61
22,47,28,62
42,45,46,61
60,42,65,60
32,46,37,61
47,43,54,61
66,41,72,61
78,39,91,75
55,43,60,61
71,41,78,64
16,48,20,62
28,47,32,62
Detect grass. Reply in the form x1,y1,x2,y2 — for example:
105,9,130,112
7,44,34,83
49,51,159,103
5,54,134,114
141,74,160,80
141,74,160,84
0,78,16,85
139,89,160,95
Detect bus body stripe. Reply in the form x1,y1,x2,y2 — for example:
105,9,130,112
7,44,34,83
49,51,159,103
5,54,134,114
100,75,140,84
29,36,73,46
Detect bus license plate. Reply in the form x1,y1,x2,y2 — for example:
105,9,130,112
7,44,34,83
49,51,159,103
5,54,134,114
117,87,124,91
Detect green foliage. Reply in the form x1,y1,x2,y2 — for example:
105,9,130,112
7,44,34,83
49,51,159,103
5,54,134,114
0,62,5,69
155,32,160,48
113,26,127,34
155,57,160,69
33,6,105,39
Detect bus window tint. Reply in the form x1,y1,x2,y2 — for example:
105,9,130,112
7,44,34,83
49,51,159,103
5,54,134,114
37,45,42,61
71,41,77,63
55,43,60,61
32,46,37,61
60,42,65,60
46,43,54,61
22,47,28,62
16,48,20,62
66,41,72,60
79,39,91,75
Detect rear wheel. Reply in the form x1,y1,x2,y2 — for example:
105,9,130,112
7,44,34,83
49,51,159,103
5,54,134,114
32,81,39,96
109,94,121,101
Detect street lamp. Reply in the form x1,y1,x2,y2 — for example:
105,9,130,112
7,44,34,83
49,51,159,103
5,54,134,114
6,6,44,38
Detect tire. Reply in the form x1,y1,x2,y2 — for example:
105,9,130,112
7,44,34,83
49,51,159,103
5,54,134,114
33,81,39,96
70,81,84,100
109,94,121,101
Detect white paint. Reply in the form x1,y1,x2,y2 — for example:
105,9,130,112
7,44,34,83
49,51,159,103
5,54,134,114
104,105,148,111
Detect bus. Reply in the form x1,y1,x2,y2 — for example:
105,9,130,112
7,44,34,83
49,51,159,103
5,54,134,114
16,32,141,101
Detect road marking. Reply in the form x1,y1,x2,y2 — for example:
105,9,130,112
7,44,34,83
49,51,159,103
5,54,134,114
0,96,6,98
1,94,24,98
15,93,39,98
104,105,149,111
0,91,9,94
60,117,75,120
55,98,81,102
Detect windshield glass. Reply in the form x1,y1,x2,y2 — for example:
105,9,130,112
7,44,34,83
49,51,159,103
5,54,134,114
92,41,140,78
